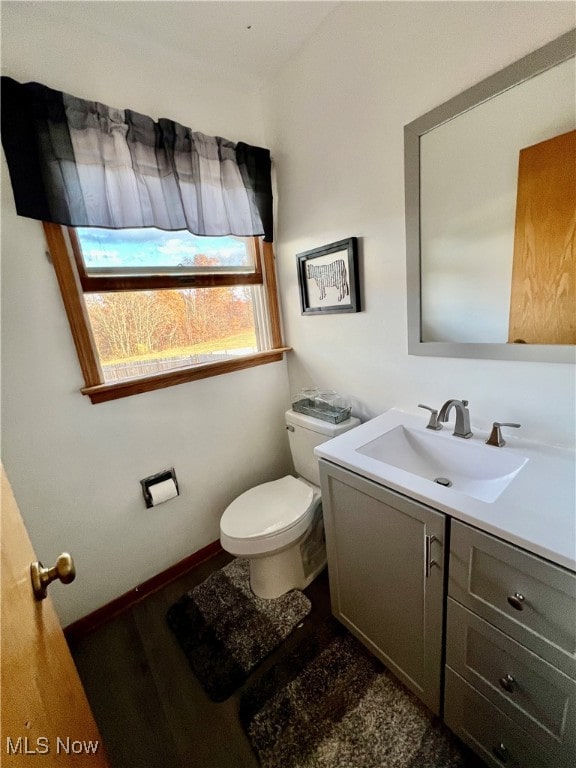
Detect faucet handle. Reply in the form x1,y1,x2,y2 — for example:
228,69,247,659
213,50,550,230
418,404,443,431
486,422,521,447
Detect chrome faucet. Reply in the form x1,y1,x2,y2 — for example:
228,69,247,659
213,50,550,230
438,399,473,438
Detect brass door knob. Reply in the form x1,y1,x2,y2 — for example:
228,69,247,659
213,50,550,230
31,553,76,601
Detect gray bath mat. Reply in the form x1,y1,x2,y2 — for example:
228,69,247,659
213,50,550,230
166,558,311,702
240,618,477,768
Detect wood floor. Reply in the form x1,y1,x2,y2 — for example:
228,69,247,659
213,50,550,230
69,552,333,768
70,554,484,768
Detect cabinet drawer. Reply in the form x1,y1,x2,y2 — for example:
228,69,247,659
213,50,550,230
444,667,569,768
447,598,576,757
449,521,576,678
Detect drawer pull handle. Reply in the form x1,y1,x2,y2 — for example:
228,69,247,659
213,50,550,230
499,673,515,693
507,592,525,611
493,743,509,763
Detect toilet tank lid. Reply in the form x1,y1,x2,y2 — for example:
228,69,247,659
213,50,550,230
285,409,360,436
220,476,314,539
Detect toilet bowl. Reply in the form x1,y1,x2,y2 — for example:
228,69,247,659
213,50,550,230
220,475,323,598
219,409,360,599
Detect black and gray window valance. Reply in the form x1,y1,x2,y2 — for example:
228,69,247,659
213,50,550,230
0,77,273,241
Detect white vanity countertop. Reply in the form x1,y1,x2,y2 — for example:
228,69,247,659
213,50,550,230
315,409,576,573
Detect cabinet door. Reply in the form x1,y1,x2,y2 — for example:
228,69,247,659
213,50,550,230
319,460,445,714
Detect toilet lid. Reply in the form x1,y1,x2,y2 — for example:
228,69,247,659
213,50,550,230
220,476,315,540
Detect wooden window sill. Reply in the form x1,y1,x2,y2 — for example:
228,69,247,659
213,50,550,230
81,347,292,404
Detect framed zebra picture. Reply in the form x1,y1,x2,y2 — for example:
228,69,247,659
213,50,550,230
297,237,360,315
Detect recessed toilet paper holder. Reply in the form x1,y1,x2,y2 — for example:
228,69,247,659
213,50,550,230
141,468,179,508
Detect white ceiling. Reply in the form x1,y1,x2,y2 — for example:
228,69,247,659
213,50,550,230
2,1,341,87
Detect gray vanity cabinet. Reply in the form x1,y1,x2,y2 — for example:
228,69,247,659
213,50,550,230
319,459,446,715
445,520,576,768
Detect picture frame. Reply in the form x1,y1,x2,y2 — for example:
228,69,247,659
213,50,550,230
297,237,360,315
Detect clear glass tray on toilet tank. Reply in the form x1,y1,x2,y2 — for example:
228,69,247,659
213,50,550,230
291,398,351,424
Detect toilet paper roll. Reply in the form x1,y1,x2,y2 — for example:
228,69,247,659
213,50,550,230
149,478,178,506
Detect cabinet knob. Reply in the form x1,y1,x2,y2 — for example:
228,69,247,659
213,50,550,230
492,743,509,763
507,592,525,611
499,673,515,693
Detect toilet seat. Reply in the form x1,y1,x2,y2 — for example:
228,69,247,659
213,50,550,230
220,475,319,556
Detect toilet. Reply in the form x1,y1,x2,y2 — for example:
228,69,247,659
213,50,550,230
220,409,360,599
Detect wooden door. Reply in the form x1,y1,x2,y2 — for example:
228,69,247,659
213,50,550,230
508,129,576,345
1,465,110,766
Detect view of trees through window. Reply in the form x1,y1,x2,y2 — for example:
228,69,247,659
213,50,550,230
76,229,259,382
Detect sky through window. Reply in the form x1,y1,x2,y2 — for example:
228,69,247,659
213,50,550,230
76,228,251,270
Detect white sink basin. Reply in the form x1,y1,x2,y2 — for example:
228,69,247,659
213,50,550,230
315,408,575,570
356,425,528,503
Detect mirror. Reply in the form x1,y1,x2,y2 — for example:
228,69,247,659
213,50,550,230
405,30,575,362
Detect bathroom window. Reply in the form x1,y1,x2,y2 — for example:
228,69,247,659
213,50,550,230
44,222,286,403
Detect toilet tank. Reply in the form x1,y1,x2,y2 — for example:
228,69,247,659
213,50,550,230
285,409,360,487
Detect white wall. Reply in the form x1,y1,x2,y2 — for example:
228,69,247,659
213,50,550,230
265,1,576,445
0,4,292,626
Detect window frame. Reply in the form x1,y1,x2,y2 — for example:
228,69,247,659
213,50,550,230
43,222,289,404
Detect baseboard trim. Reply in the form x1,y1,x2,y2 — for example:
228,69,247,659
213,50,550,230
64,540,223,644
